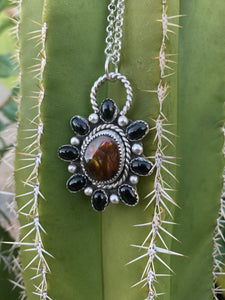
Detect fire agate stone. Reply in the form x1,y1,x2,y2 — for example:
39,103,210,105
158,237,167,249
84,135,120,181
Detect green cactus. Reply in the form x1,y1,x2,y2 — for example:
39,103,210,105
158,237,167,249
0,225,20,300
1,0,224,299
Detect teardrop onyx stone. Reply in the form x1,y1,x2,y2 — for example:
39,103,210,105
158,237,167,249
131,158,153,176
67,174,86,192
91,190,108,211
70,116,90,136
58,145,79,161
100,99,117,122
118,184,139,206
127,121,149,141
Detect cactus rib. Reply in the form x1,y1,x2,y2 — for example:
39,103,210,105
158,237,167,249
10,0,53,298
16,19,52,299
131,2,182,299
213,127,225,299
0,0,25,298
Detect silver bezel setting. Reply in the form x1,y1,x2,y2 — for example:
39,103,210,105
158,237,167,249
70,115,90,136
126,120,149,141
80,124,131,189
66,173,87,194
58,98,153,211
118,184,139,207
91,189,109,212
130,157,154,177
57,144,80,162
99,99,119,124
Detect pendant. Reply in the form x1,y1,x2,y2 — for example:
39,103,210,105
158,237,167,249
58,73,153,211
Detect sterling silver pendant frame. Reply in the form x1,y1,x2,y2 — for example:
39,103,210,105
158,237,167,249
58,72,153,211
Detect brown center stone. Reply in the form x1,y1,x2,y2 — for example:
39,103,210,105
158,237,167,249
83,135,120,181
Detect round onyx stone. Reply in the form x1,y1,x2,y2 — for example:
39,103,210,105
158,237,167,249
127,121,149,141
58,145,79,161
118,184,139,206
70,116,90,136
131,158,153,176
91,190,108,211
83,135,120,181
67,174,86,192
100,99,117,122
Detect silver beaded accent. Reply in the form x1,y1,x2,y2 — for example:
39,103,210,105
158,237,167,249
68,164,77,173
88,113,99,124
70,136,80,146
118,115,128,127
110,194,120,204
132,143,143,155
84,187,93,196
129,175,138,185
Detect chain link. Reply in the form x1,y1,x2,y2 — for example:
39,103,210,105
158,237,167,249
104,0,125,68
90,0,133,116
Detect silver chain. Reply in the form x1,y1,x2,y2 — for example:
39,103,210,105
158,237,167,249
90,0,133,116
104,0,125,69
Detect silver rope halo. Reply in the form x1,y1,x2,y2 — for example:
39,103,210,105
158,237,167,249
80,124,131,189
90,72,133,116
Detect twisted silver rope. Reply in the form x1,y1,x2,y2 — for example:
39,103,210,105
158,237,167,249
90,72,133,116
80,124,131,189
90,1,133,116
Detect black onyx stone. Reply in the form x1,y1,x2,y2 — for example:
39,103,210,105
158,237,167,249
100,99,117,122
131,158,153,176
67,174,86,192
118,185,139,206
91,190,108,212
70,116,90,136
127,121,149,141
58,145,79,161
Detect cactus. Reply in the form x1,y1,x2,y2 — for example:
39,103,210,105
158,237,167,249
0,225,21,299
1,0,224,299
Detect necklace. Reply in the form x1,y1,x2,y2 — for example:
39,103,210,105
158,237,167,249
58,0,153,211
